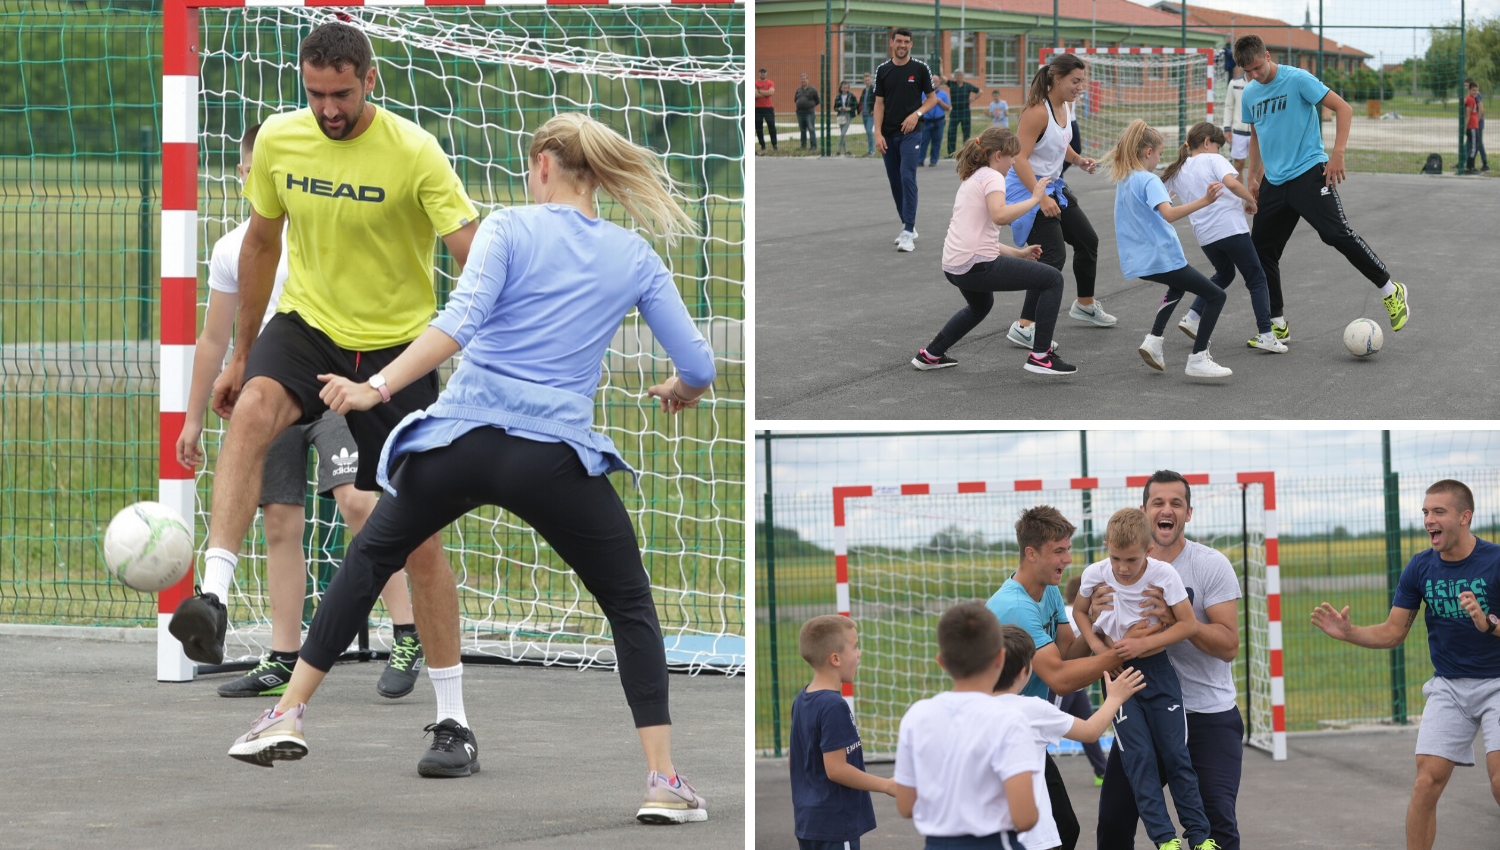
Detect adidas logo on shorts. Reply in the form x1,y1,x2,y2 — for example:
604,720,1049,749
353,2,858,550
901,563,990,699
331,448,359,474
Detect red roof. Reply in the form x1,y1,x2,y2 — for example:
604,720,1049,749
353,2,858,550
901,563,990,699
942,0,1216,30
1164,3,1371,58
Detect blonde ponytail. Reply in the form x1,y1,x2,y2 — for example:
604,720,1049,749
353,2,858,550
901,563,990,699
1107,119,1164,183
529,113,698,245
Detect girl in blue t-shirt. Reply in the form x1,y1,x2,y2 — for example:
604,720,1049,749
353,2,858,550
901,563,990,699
1108,119,1232,379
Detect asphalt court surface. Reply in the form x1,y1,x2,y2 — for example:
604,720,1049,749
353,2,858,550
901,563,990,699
0,634,744,849
756,157,1500,419
757,728,1500,848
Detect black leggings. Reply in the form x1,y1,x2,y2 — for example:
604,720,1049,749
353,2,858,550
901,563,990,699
1146,264,1226,354
300,428,670,729
926,256,1065,356
1025,185,1098,300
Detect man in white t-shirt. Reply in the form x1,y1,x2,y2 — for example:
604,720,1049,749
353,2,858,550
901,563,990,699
175,123,424,700
1222,68,1251,173
894,602,1040,848
1088,470,1246,850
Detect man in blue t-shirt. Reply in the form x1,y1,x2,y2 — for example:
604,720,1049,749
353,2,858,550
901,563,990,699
1233,33,1408,344
986,505,1125,850
1311,479,1500,850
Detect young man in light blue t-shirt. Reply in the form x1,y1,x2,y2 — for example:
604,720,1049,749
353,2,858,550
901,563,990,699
1234,34,1408,343
986,505,1125,850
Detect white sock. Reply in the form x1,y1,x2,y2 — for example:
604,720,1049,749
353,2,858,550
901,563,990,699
1377,280,1398,297
1259,332,1277,343
1187,309,1202,322
428,663,468,728
202,548,236,602
1271,315,1286,326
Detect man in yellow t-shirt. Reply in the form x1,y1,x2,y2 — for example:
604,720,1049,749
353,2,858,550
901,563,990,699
170,23,480,771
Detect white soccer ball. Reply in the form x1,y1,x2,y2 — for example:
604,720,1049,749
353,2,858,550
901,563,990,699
1343,318,1383,358
103,502,193,592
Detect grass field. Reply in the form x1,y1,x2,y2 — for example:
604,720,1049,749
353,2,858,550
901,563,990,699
754,532,1453,754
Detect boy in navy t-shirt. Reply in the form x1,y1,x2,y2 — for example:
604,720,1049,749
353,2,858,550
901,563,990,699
1312,479,1500,850
790,615,896,850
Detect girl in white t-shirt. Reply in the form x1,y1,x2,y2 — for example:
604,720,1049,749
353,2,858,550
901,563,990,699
911,127,1078,376
1161,122,1287,354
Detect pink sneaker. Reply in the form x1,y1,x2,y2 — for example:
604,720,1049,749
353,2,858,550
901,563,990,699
228,703,308,767
635,770,708,824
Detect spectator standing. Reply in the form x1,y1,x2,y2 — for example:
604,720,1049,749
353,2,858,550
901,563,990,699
873,27,941,253
834,80,859,156
946,70,982,156
988,89,1010,127
795,73,820,150
918,82,951,167
859,72,878,155
1465,79,1484,174
755,68,777,153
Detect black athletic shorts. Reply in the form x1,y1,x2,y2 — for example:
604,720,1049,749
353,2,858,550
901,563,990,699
242,311,440,491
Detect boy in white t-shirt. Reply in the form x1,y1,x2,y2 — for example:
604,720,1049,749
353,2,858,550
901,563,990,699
993,624,1144,850
1073,509,1216,850
1160,122,1285,355
894,602,1039,849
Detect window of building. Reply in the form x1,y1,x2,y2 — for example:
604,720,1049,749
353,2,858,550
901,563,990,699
986,34,1019,86
951,31,978,77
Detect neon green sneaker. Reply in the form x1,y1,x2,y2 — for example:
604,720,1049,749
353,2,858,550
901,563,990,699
217,655,293,698
1193,841,1222,850
1093,774,1104,786
1271,319,1291,341
1382,280,1409,331
1157,840,1182,850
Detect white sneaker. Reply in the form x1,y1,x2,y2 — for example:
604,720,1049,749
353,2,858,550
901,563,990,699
1069,299,1118,326
896,231,915,252
1246,332,1288,353
1177,314,1200,340
1004,321,1060,351
893,228,918,245
1186,347,1232,378
1138,334,1166,371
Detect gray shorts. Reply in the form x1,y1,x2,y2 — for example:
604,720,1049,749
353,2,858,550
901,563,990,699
1415,676,1500,765
259,410,361,507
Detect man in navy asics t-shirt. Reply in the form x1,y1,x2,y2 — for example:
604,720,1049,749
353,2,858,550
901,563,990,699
1312,479,1500,850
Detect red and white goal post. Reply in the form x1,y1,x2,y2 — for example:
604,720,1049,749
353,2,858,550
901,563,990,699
157,0,745,681
1038,46,1217,159
830,472,1285,762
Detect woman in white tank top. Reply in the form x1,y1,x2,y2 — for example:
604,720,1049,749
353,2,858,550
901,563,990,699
1004,53,1115,347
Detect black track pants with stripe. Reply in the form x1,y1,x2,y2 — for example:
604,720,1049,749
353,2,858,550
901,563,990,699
1250,161,1389,317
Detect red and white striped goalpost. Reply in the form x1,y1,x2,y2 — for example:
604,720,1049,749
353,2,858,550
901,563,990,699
831,472,1286,761
1039,46,1217,126
155,0,740,683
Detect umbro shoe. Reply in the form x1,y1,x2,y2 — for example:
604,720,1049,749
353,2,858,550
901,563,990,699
1068,299,1117,326
1193,841,1222,850
1246,333,1288,353
1382,280,1409,331
1186,347,1232,378
417,718,480,778
911,349,957,370
218,655,294,698
377,632,424,699
1157,841,1182,850
1024,351,1077,375
228,703,308,767
1177,314,1200,340
1271,319,1291,341
1139,334,1166,371
1006,321,1061,351
169,587,228,665
636,770,709,824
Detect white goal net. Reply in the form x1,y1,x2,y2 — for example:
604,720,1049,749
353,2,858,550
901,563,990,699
1039,47,1214,165
186,4,744,673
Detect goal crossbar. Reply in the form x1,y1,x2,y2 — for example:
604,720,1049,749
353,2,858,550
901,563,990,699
1039,46,1217,127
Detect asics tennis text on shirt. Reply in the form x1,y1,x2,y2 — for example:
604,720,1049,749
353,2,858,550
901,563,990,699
285,173,386,203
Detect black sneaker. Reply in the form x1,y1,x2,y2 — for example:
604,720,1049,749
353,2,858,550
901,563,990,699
1024,351,1078,375
169,586,227,665
218,655,295,698
911,349,957,370
417,719,480,778
377,632,424,699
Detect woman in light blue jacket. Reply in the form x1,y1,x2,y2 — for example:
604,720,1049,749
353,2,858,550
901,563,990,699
227,113,716,825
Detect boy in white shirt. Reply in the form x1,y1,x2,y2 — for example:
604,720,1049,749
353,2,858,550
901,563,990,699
1073,509,1217,850
894,602,1039,849
993,624,1144,850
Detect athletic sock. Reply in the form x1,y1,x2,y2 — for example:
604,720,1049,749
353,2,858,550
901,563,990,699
1271,315,1286,326
1187,309,1201,322
393,622,418,640
668,773,681,788
1377,281,1398,297
427,663,468,728
202,548,236,602
270,650,299,666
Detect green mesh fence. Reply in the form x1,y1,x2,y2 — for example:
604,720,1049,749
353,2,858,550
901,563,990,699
0,1,744,672
756,430,1500,756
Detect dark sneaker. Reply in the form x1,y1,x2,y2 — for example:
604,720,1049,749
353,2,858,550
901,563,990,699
168,586,227,665
636,770,708,824
1024,351,1078,375
417,719,480,778
911,349,957,370
218,655,294,698
228,703,307,767
1271,319,1291,341
377,633,424,699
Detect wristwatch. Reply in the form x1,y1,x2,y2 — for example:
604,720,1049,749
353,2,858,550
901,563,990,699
368,373,392,404
1487,614,1498,634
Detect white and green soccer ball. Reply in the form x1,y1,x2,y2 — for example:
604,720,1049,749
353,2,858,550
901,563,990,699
1343,318,1383,358
103,502,193,592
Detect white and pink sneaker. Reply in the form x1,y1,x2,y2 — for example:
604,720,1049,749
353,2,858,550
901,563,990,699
636,770,708,824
